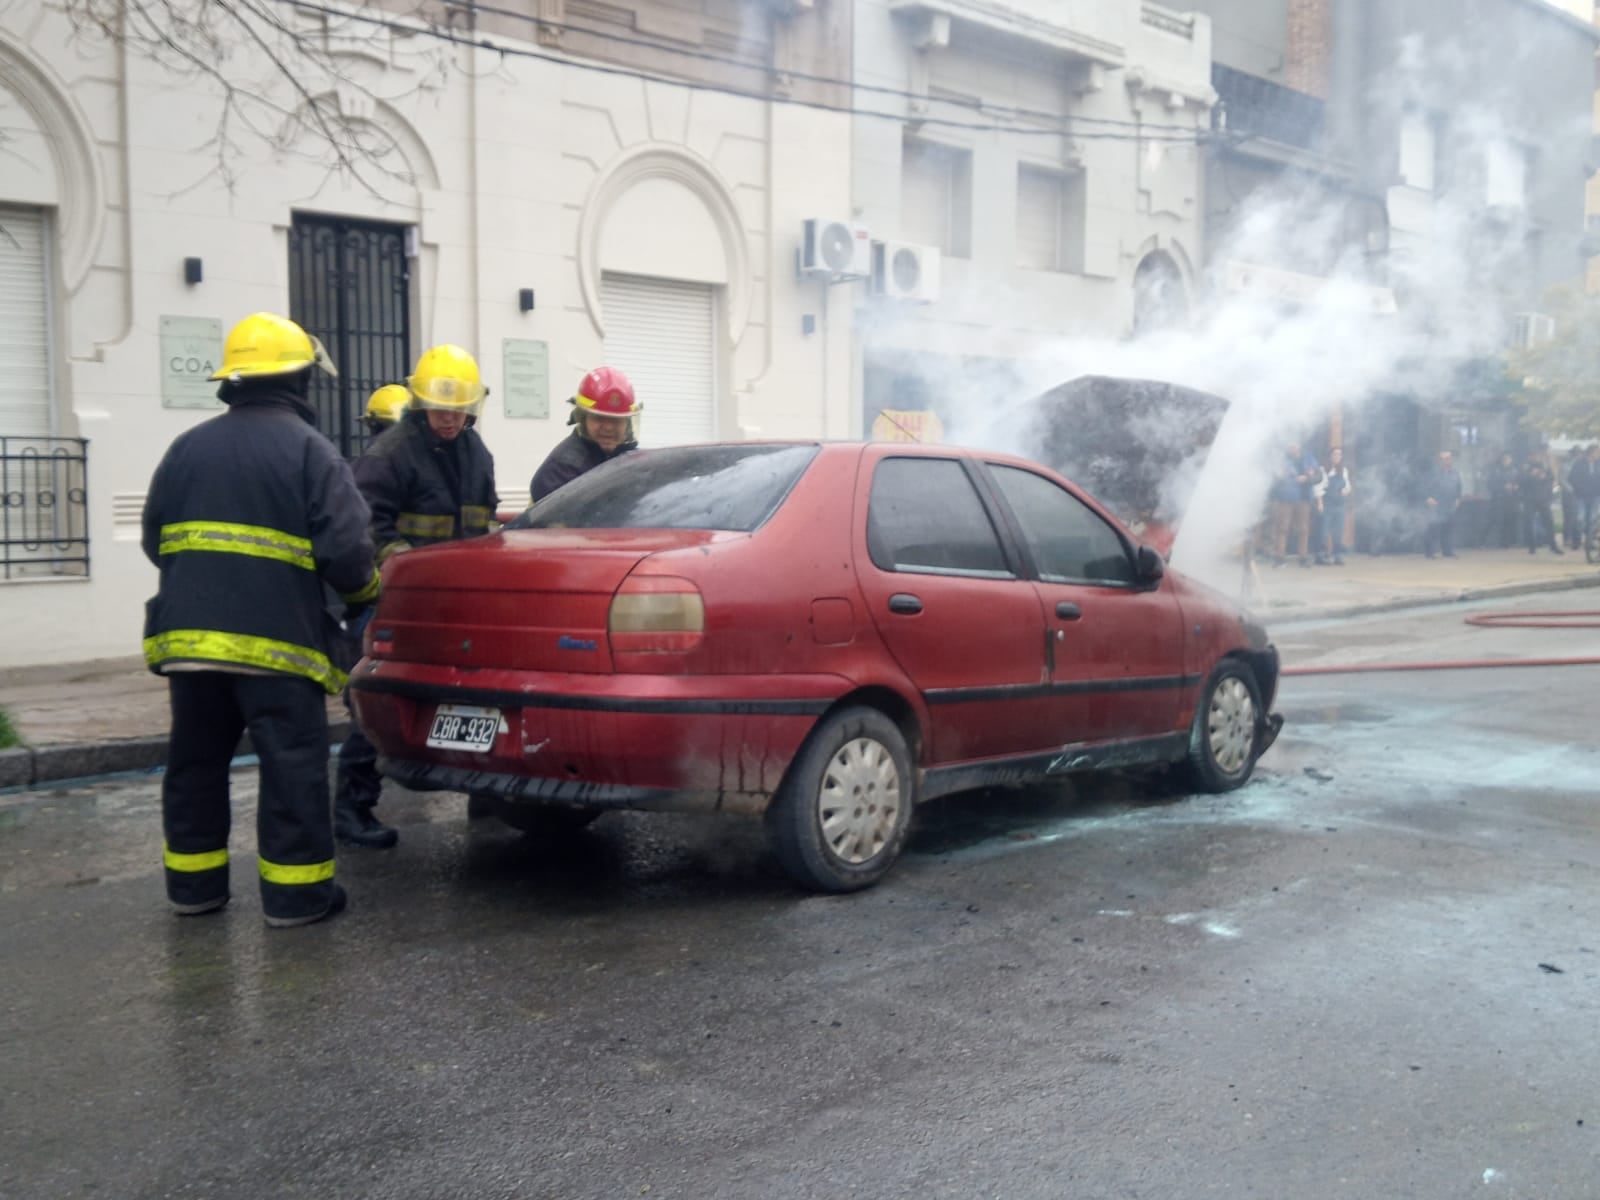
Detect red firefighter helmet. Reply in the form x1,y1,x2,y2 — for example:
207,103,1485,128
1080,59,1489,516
572,366,641,417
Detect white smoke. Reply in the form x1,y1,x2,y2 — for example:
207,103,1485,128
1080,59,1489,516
890,36,1587,598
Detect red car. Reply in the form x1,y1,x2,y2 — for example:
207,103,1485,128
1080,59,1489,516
349,441,1282,892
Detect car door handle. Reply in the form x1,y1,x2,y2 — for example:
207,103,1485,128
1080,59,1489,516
1056,601,1083,620
888,593,923,615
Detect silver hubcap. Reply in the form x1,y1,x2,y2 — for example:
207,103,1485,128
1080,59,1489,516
818,736,902,865
1208,676,1256,775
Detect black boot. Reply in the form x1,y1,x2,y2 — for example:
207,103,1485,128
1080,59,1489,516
335,798,399,849
265,883,348,929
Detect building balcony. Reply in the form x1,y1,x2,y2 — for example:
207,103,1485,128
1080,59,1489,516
888,0,1129,67
1140,2,1196,39
1211,63,1324,154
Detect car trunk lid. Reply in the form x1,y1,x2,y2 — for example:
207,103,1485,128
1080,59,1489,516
371,529,720,673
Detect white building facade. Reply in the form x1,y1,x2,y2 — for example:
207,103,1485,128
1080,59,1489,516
0,0,854,667
847,0,1214,438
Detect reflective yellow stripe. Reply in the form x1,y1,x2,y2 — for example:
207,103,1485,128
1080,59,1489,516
164,844,228,873
376,540,412,565
144,629,348,694
159,521,314,570
395,512,454,538
341,567,382,606
258,856,336,885
461,505,491,533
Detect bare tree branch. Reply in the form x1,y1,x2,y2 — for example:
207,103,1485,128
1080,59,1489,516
59,0,458,198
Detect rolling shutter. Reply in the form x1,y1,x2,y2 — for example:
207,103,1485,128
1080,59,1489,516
1016,166,1064,272
0,204,53,439
600,273,717,446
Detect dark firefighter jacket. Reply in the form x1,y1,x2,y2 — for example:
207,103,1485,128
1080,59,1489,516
355,411,499,562
529,429,638,503
141,384,380,695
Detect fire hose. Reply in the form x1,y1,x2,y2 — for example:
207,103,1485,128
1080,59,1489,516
1280,610,1600,678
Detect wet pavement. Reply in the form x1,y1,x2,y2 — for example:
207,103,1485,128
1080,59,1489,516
3,593,1600,1198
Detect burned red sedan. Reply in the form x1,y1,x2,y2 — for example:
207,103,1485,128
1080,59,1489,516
349,441,1282,892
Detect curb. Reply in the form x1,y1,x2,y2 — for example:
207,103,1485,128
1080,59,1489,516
1260,572,1600,625
2,719,353,793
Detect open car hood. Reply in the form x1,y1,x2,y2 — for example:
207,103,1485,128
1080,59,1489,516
1001,375,1230,552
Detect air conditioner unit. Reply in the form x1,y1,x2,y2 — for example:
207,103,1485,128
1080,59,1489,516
871,240,941,303
1513,311,1555,349
800,218,872,279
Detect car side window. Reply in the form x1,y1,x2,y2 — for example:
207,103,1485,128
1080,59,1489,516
867,458,1012,578
989,464,1136,586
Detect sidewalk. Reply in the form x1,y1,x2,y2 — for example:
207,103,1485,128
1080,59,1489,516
2,547,1596,790
0,658,350,790
1239,546,1600,623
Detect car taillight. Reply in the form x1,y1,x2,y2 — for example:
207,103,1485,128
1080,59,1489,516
609,576,705,654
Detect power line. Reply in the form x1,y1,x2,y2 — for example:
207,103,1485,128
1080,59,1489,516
456,0,1210,135
279,0,1234,145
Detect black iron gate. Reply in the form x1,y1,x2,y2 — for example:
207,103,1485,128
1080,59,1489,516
288,215,413,459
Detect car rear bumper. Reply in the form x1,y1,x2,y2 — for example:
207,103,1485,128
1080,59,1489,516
348,659,849,814
377,755,685,810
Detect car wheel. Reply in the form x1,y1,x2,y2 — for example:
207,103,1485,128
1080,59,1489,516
766,706,914,893
496,804,602,837
1184,659,1264,793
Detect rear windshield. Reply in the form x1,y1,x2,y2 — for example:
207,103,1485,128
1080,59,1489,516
512,444,820,532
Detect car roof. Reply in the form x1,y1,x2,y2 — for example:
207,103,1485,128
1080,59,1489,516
650,439,1051,474
629,439,1076,497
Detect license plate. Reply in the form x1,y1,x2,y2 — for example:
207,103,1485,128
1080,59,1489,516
425,704,502,752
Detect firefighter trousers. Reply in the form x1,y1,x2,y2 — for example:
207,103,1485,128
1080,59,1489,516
162,670,338,922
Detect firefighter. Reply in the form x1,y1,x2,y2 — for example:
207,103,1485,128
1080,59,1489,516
528,366,641,503
356,344,499,562
329,383,413,850
142,312,379,928
339,345,499,843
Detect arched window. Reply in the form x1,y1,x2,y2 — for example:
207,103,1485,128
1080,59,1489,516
1133,251,1189,335
580,148,750,446
0,58,99,439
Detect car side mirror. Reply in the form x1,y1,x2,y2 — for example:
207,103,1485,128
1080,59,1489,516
1135,544,1165,583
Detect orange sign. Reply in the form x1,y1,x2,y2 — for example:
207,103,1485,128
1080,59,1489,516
871,409,945,444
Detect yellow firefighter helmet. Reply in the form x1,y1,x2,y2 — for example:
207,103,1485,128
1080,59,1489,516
209,312,337,382
407,344,487,417
364,384,411,427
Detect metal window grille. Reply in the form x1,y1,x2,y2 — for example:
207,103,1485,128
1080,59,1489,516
288,215,413,459
1,437,89,580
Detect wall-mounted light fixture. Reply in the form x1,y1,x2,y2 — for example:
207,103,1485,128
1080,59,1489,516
183,257,203,286
518,288,536,313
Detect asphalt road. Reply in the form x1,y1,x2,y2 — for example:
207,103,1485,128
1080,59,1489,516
3,592,1599,1199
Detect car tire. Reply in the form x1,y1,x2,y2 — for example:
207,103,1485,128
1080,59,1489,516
1184,658,1264,793
496,803,602,838
766,706,914,893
